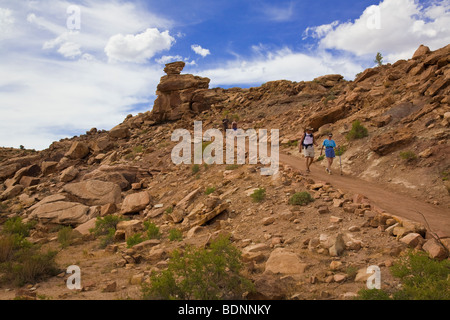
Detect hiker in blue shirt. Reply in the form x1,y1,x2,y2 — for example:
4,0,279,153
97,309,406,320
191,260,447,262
320,133,337,175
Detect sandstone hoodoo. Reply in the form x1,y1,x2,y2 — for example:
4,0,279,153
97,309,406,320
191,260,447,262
150,61,227,123
0,43,449,301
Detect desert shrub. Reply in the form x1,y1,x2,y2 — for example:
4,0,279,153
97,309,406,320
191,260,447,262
316,155,325,161
205,187,216,195
335,146,347,156
99,228,116,249
142,235,254,300
2,217,35,238
389,250,450,300
356,250,450,300
346,120,368,140
289,192,314,206
90,215,123,237
192,164,200,174
0,235,16,263
1,247,59,287
126,233,145,248
441,169,449,181
399,151,417,161
0,235,58,287
225,164,239,170
144,221,161,240
168,229,183,242
165,206,174,214
356,288,392,300
57,226,74,249
250,188,266,203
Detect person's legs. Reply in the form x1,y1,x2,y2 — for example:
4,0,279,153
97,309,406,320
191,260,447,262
305,157,310,172
327,157,333,173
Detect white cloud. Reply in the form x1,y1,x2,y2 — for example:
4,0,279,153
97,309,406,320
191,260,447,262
259,2,295,22
0,55,162,150
155,55,183,64
304,0,450,62
199,47,362,87
191,44,211,57
105,28,175,63
57,41,82,58
303,21,339,40
0,8,14,40
0,1,171,150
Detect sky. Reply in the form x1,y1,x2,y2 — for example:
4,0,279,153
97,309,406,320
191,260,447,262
0,0,449,150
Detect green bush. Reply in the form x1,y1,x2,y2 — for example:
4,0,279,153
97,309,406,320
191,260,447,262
90,215,123,237
144,221,161,240
356,250,450,300
192,164,200,174
2,217,35,238
389,250,450,300
99,228,116,249
335,146,347,157
142,235,254,300
57,226,74,249
316,155,325,162
205,187,216,195
0,234,59,287
356,288,392,300
126,233,145,248
168,229,183,242
250,188,266,203
225,164,239,171
399,151,417,161
1,247,59,287
289,192,314,206
165,206,174,214
346,120,368,140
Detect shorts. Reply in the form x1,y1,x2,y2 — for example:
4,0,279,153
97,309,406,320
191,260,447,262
325,148,335,158
303,146,315,158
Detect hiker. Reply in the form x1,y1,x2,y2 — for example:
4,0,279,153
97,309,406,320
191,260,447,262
300,127,318,173
222,118,230,132
321,133,337,175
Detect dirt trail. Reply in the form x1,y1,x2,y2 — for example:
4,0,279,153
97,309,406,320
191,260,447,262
279,152,450,238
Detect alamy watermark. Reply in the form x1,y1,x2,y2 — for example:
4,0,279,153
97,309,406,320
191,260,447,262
366,265,381,289
66,5,81,30
171,121,279,176
66,265,81,290
366,5,381,30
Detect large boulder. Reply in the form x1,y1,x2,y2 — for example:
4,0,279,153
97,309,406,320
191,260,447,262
65,141,90,159
412,45,430,60
121,191,151,214
63,180,122,206
370,129,414,156
307,104,349,130
264,248,308,276
30,201,90,226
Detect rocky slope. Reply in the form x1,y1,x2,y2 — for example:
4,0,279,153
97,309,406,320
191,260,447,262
0,44,449,300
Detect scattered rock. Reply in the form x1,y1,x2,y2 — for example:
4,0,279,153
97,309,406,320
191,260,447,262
264,248,308,276
121,191,151,214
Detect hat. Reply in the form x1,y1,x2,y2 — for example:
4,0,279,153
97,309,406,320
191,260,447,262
328,133,333,137
306,127,314,131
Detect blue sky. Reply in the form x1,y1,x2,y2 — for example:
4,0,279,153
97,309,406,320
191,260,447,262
0,0,449,150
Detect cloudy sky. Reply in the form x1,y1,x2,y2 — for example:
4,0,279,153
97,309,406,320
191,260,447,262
0,0,449,150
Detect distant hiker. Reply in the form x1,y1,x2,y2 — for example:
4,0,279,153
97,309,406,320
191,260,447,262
222,118,230,132
300,127,318,173
321,133,337,175
232,121,238,131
